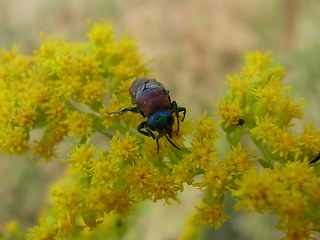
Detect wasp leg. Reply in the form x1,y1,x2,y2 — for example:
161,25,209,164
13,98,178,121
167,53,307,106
137,121,155,139
171,101,186,134
156,130,166,153
309,152,320,164
171,101,180,133
109,107,140,115
178,107,186,121
165,134,181,151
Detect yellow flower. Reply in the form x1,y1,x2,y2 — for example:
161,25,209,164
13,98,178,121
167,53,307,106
250,114,280,144
270,129,300,160
81,76,106,103
45,121,68,144
14,104,37,128
33,140,56,161
277,218,312,240
195,162,232,195
56,75,82,99
65,112,93,138
45,99,68,121
28,219,58,240
109,131,140,163
168,159,195,186
281,97,307,121
152,174,181,204
87,21,114,45
195,200,229,229
107,188,135,215
226,73,250,99
224,143,257,173
298,122,320,159
252,84,284,114
91,153,120,187
194,111,220,140
0,125,28,154
126,158,157,198
64,139,98,172
232,168,278,213
242,51,272,78
184,138,217,169
51,186,83,234
215,101,243,128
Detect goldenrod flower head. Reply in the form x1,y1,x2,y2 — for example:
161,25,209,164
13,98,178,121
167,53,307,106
226,73,250,99
215,101,243,128
195,200,229,229
51,186,83,234
195,162,232,195
184,138,217,169
224,143,257,173
65,112,93,138
232,168,277,212
270,129,300,160
277,218,312,240
299,122,320,159
250,114,280,144
45,99,68,121
126,158,156,198
0,125,28,154
252,83,284,113
152,174,181,204
33,140,56,161
107,188,135,215
87,20,114,45
64,139,98,172
167,159,195,186
242,51,272,78
91,153,120,187
81,76,106,103
109,131,140,163
194,111,220,140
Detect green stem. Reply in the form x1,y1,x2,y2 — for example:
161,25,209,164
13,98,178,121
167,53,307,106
250,136,272,164
226,128,244,147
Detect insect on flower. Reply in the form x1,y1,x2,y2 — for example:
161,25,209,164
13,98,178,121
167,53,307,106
109,78,186,152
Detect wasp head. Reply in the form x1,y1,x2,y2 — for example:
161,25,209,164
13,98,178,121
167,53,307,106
147,110,174,137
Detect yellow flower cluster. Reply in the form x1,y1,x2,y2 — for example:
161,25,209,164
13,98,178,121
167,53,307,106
233,161,320,239
215,51,320,239
1,22,320,240
216,51,318,164
0,20,148,161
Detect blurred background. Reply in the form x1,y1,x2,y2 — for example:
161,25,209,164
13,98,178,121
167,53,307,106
1,0,320,239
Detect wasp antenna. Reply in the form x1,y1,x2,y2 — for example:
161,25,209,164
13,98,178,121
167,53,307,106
156,138,160,154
